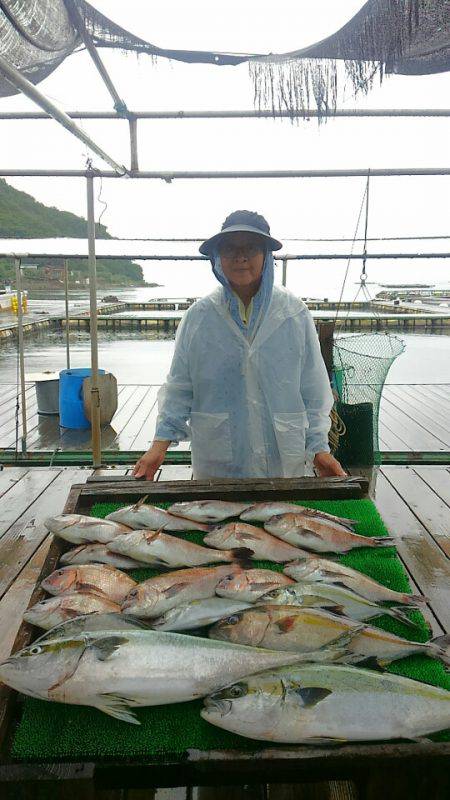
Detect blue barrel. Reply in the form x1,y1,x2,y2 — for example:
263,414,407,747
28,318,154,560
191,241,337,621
59,368,105,429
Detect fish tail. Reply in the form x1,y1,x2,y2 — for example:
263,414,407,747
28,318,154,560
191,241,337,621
227,547,254,567
401,593,429,606
385,606,424,630
370,536,396,548
431,634,450,667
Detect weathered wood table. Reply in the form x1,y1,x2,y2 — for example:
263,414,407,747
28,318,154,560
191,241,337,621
0,469,449,800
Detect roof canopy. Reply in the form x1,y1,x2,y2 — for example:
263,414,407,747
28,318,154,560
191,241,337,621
0,0,449,113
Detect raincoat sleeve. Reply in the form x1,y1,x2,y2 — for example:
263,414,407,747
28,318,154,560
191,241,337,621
154,312,193,443
300,310,334,455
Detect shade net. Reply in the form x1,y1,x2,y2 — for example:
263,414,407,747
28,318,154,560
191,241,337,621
0,1,448,114
332,332,405,463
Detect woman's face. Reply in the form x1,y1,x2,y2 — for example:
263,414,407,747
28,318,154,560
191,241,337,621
218,232,265,290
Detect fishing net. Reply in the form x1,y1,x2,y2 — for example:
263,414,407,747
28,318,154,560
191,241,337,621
332,332,405,464
0,0,449,116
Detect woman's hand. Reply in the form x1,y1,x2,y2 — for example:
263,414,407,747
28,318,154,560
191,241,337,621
313,451,347,478
133,440,171,480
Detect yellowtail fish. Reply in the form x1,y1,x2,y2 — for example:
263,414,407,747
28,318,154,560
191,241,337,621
216,569,295,603
122,564,243,618
151,597,253,631
45,514,132,545
284,558,427,606
259,584,419,628
209,606,450,667
265,514,394,554
109,530,251,568
23,592,121,630
0,630,348,724
202,664,450,743
34,613,152,643
60,544,146,570
168,500,253,523
41,565,136,605
204,522,310,563
241,503,357,530
106,500,210,532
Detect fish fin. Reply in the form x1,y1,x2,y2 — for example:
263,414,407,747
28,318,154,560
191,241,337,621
356,656,385,671
90,635,128,661
298,528,323,539
96,693,140,725
275,615,298,633
76,582,105,594
229,547,254,566
406,594,428,606
163,581,189,598
132,495,149,511
385,607,425,630
407,736,434,744
371,537,395,547
432,634,450,666
289,686,332,708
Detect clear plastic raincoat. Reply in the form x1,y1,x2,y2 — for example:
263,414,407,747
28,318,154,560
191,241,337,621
155,255,333,479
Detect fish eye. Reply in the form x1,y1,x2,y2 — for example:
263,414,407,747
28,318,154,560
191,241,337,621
128,589,138,598
228,684,246,698
226,614,241,625
27,645,42,656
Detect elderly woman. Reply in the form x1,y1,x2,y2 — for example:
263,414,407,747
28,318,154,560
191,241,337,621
134,210,345,480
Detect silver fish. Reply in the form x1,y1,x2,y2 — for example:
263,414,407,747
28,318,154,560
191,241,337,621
216,569,295,603
151,597,253,631
241,503,357,529
23,592,121,630
265,514,394,554
109,530,250,568
209,605,450,667
60,544,146,570
168,500,253,523
106,502,210,532
284,558,427,606
259,584,419,628
34,613,152,643
45,514,132,545
122,565,243,618
204,522,310,563
0,629,346,724
41,564,136,605
202,664,450,743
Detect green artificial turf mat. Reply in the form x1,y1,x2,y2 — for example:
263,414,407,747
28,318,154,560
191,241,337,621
11,498,450,761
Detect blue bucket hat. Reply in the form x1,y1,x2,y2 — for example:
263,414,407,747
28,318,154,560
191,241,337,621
199,210,283,257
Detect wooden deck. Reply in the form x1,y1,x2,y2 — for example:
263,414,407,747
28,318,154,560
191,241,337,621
1,382,450,454
0,465,449,799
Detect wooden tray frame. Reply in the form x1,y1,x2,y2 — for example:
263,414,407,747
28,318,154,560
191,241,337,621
1,475,449,795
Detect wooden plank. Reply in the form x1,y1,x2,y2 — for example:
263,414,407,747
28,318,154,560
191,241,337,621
267,782,358,800
0,468,61,539
158,464,193,481
382,466,450,559
396,385,450,426
109,386,148,435
413,465,450,509
118,387,159,450
376,468,450,629
0,468,29,499
379,399,445,450
383,387,450,445
0,468,90,600
377,418,412,451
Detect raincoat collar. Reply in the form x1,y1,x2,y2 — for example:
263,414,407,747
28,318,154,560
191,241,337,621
211,248,274,341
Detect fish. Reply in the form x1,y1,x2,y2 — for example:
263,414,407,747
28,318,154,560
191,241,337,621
151,598,253,631
41,565,137,605
202,663,450,743
106,500,210,532
60,544,146,570
44,514,133,545
108,530,251,569
209,605,450,667
264,514,394,554
216,569,295,603
121,565,243,618
168,500,253,523
0,629,350,724
23,592,121,630
241,503,358,529
284,558,427,606
258,584,419,628
204,523,310,563
34,613,153,643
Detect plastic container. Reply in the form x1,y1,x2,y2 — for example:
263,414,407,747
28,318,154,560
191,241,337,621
59,368,105,429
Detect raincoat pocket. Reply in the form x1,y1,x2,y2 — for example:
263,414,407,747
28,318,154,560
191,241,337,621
190,411,233,478
273,411,309,478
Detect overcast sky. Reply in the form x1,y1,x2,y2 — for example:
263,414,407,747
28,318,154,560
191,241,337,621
1,0,450,291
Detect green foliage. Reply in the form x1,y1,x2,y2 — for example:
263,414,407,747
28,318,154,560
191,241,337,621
0,179,144,285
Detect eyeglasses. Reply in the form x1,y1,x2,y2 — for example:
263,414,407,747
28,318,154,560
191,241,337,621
219,242,264,259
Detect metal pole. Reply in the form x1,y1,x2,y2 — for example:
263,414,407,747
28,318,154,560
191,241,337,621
1,167,450,179
64,259,71,370
0,54,126,175
14,258,27,454
86,175,102,468
281,257,288,287
129,116,139,172
2,108,450,120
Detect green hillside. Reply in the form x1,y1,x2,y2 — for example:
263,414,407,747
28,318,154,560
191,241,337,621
0,179,144,286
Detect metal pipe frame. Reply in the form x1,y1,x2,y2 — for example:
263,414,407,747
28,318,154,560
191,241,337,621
14,258,27,454
64,259,71,370
1,108,450,120
1,252,449,261
1,167,450,179
86,175,102,468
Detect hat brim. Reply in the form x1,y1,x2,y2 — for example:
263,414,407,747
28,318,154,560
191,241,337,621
199,224,283,256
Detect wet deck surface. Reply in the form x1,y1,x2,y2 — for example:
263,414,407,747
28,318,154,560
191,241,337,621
1,382,450,454
0,464,449,799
